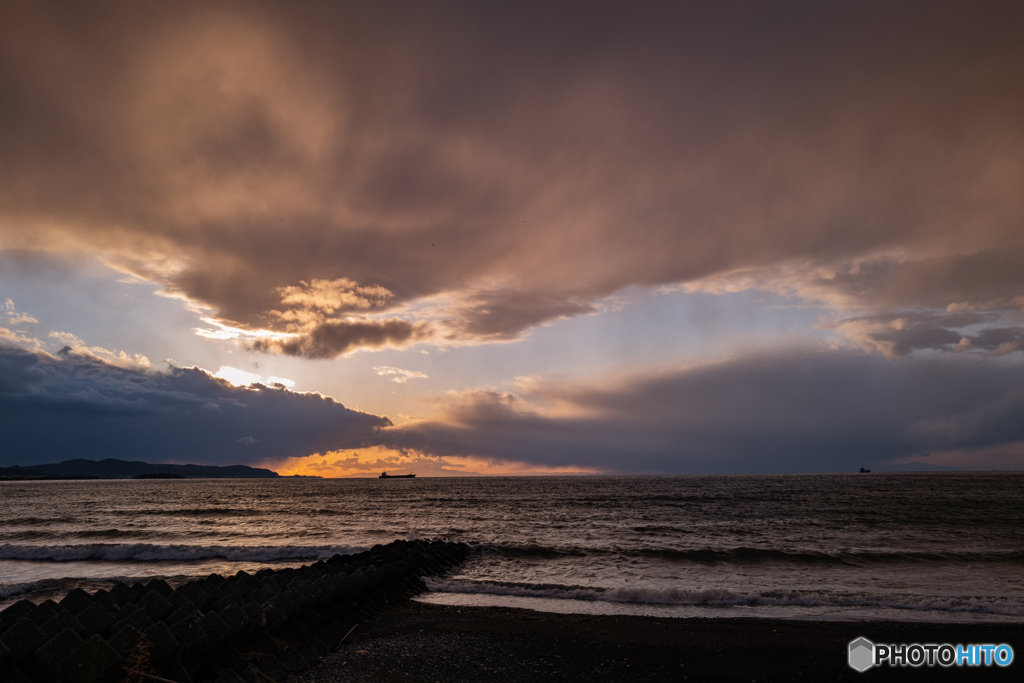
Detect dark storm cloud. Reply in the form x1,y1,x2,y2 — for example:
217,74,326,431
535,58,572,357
383,350,1024,472
805,250,1024,312
972,328,1024,354
249,318,432,359
0,344,389,467
694,250,1024,356
913,382,1024,449
818,310,1013,358
1,1,1023,350
447,290,597,341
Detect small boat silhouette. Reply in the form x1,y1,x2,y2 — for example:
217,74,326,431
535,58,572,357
859,466,871,473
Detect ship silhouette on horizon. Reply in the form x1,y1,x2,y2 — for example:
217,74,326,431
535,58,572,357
379,471,416,479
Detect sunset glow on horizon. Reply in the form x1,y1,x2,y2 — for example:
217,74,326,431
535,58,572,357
267,447,609,478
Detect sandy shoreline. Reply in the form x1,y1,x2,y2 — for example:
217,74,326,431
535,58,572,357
295,601,1024,682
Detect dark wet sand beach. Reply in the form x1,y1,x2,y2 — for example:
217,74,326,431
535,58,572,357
295,602,1024,682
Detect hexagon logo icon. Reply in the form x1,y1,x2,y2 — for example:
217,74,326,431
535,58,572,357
848,637,874,672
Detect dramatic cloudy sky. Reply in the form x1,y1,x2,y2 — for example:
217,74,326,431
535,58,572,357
2,0,1023,474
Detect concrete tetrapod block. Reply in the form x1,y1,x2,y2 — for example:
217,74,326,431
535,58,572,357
295,606,327,631
1,600,37,630
138,590,174,622
90,591,118,615
233,575,259,596
1,618,49,663
169,617,208,663
165,589,191,613
242,600,264,629
276,647,308,674
58,589,94,616
75,603,115,640
294,637,325,661
111,607,153,636
271,618,313,644
8,540,470,683
143,620,180,665
216,603,250,640
7,666,35,683
246,588,272,607
204,574,228,590
254,652,288,681
41,608,86,639
145,579,173,597
107,624,146,661
177,584,212,612
61,634,123,683
157,658,195,683
208,643,248,676
166,605,199,627
111,603,140,625
28,600,61,627
108,584,138,607
261,596,295,629
212,669,246,683
34,627,84,682
286,585,314,610
212,591,244,614
198,610,230,650
311,601,338,624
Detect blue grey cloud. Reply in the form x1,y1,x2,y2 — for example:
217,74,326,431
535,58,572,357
384,349,1024,472
0,344,390,467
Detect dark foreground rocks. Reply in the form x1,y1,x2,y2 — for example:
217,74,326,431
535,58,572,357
295,602,1024,683
0,539,468,683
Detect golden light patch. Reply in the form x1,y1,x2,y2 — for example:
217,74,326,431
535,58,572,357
261,447,607,478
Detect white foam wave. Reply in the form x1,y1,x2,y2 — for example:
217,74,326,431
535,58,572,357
0,578,66,600
0,543,366,563
421,578,1024,616
0,576,138,601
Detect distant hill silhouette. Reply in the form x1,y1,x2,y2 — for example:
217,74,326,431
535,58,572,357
0,458,280,479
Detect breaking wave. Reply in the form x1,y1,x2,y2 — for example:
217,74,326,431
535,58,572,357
476,543,1024,566
422,578,1024,616
0,543,365,563
0,576,138,601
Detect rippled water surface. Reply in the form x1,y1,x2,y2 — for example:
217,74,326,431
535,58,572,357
1,474,1022,621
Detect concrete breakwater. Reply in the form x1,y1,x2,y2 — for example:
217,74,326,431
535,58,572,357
0,539,470,683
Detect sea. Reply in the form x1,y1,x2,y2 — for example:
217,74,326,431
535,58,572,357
1,473,1022,622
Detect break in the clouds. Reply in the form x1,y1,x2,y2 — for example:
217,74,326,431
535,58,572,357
1,1,1023,355
383,349,1024,473
0,344,389,467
